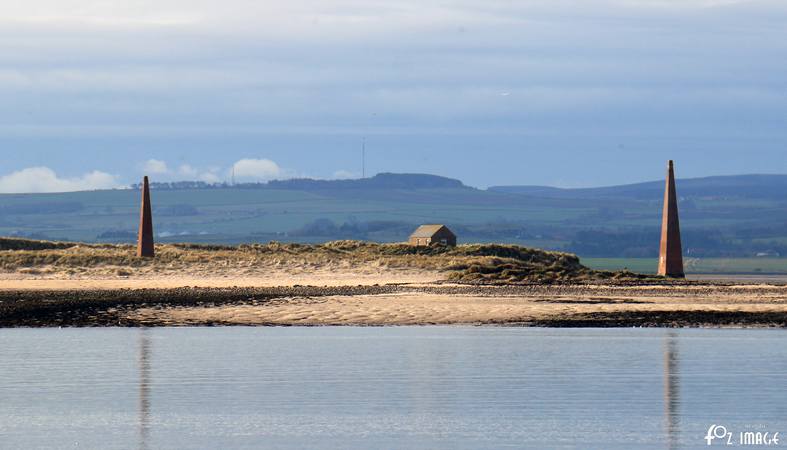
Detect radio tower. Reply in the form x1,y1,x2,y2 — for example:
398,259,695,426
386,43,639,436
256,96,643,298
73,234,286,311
362,138,366,179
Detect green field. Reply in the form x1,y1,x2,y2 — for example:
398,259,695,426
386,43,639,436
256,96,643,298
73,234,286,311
1,173,787,258
0,187,614,244
0,185,759,242
583,258,787,275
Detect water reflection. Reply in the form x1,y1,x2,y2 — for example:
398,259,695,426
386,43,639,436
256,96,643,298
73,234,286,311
138,330,151,450
664,333,680,450
3,328,784,449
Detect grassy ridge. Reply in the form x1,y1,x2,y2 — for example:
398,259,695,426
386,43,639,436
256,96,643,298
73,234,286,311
0,237,644,284
5,237,777,279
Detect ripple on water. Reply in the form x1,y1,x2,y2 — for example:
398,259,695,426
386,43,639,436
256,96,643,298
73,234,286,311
0,327,786,449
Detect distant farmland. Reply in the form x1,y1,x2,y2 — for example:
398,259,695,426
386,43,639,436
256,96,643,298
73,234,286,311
1,173,787,262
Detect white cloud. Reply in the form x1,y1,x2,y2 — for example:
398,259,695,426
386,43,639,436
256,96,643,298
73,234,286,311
183,164,222,183
232,158,284,181
0,167,120,193
140,160,224,183
143,159,169,174
199,172,221,183
176,164,198,177
333,169,357,179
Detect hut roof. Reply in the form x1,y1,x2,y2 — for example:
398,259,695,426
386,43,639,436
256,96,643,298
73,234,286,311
410,224,452,238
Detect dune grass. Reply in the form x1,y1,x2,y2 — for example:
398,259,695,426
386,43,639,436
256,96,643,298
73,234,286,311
0,237,653,284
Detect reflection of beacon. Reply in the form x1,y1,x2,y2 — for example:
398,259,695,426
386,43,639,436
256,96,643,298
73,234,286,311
664,334,680,450
138,330,151,450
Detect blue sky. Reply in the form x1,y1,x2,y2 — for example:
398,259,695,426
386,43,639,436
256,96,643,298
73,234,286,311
0,0,785,192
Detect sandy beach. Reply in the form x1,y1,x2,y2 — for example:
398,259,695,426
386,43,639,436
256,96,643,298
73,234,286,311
2,273,787,328
0,269,440,291
1,240,786,328
122,282,787,327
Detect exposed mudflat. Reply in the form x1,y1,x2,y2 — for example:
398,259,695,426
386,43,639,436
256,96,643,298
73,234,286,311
2,282,787,328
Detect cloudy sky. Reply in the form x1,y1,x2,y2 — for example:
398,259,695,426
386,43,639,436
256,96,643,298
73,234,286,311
0,0,785,192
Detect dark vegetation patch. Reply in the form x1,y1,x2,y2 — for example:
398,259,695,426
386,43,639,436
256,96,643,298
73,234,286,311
0,237,78,251
531,298,652,305
527,311,787,328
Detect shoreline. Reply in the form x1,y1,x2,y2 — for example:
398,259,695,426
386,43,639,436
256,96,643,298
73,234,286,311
2,239,786,329
2,282,787,329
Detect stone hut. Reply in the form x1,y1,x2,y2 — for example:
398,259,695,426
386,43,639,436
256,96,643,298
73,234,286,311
409,225,457,247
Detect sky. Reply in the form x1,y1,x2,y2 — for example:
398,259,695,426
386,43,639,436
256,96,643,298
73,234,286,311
0,0,785,192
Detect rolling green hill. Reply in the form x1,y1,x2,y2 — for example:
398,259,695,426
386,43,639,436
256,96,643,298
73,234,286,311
1,173,786,260
490,174,787,200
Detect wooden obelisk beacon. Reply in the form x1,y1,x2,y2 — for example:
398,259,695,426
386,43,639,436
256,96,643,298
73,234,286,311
658,161,684,278
137,176,155,258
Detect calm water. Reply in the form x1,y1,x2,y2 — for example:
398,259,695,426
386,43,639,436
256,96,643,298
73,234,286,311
1,327,786,450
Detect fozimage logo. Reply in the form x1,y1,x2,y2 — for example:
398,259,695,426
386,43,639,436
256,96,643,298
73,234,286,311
705,425,781,447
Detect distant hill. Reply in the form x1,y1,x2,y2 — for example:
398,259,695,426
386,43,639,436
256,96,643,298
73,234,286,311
268,173,468,190
2,172,787,258
490,174,787,200
140,173,469,192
